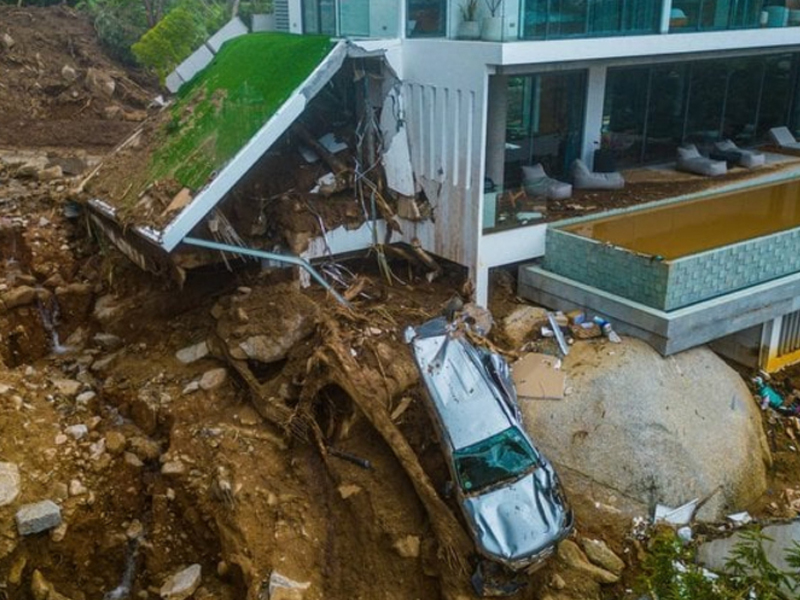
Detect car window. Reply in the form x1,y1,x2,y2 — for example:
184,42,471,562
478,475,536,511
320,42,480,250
454,427,539,493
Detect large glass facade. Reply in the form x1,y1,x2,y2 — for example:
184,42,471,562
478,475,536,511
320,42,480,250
506,71,587,182
603,53,800,167
521,0,662,40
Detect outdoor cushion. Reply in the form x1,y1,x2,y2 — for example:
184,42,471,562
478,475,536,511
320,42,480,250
713,139,765,168
676,144,727,177
571,159,625,190
768,126,800,150
522,163,572,200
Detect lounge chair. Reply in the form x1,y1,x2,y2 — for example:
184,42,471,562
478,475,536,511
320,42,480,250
676,144,727,177
571,158,625,190
521,163,572,200
768,126,800,151
712,139,765,168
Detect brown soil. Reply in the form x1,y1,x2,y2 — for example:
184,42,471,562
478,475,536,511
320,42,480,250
4,8,800,600
0,5,158,153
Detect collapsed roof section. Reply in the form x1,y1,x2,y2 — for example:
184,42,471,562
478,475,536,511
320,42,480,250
86,32,346,249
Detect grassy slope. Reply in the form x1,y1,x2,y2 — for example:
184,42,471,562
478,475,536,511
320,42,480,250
149,32,332,191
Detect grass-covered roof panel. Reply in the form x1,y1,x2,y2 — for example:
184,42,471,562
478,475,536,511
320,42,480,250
150,32,332,191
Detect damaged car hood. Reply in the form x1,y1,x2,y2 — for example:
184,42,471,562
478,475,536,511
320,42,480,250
463,466,567,563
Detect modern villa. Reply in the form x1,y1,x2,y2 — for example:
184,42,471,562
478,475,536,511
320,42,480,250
88,1,800,371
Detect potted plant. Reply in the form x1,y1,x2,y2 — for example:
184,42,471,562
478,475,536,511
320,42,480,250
482,0,504,41
457,0,481,39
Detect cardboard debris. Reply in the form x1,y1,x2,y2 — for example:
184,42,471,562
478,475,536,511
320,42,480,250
512,353,565,401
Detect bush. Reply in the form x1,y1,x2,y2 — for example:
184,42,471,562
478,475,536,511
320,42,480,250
77,0,148,65
638,527,800,600
131,0,228,82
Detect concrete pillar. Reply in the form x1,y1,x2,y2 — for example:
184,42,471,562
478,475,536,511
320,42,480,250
581,65,607,169
474,264,490,308
485,75,508,190
660,0,672,33
760,315,782,371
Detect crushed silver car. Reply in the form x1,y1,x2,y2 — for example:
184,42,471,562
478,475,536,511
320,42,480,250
405,317,573,572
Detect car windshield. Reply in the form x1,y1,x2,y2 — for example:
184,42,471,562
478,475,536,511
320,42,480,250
454,427,539,493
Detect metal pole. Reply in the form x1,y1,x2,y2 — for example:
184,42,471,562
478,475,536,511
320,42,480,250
182,236,351,308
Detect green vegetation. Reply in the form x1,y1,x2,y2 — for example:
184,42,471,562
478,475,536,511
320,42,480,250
131,3,225,80
146,32,332,193
638,528,800,599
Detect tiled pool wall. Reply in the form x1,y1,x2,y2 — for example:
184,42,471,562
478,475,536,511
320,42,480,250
544,226,800,311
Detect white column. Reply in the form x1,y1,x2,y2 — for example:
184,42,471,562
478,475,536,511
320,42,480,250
581,65,607,169
474,264,490,308
759,315,783,371
485,75,508,189
288,0,303,33
659,0,672,33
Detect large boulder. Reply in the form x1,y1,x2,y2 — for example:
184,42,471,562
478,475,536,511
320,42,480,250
521,339,770,521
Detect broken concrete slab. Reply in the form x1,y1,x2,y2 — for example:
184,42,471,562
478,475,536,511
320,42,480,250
512,353,565,401
558,539,619,584
698,520,800,578
16,500,62,535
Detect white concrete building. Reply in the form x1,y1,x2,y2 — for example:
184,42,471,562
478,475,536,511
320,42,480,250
262,0,800,306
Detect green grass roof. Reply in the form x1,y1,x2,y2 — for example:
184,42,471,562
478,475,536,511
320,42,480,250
149,32,332,191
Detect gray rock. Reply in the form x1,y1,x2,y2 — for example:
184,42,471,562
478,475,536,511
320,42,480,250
160,564,201,600
16,500,62,535
1,33,14,50
268,571,310,599
0,462,20,506
61,64,78,83
85,67,115,98
199,368,227,391
161,461,186,476
175,341,209,364
92,332,123,350
64,424,88,440
581,538,625,574
521,339,770,520
558,539,619,584
76,391,96,405
52,379,81,397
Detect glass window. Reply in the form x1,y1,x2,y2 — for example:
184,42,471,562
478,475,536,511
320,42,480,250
407,0,446,37
670,0,762,31
522,0,661,40
643,64,689,163
603,66,650,167
757,54,797,139
722,57,762,145
454,427,538,493
685,60,728,146
303,0,336,35
504,70,587,184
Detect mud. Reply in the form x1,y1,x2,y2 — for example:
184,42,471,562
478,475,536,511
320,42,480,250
5,8,800,600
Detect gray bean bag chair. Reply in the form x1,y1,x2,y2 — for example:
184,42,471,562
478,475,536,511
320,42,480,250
713,139,765,168
522,164,572,200
768,126,800,151
571,158,625,190
676,144,727,177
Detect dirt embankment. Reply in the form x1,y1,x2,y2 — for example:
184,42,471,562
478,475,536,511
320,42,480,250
0,5,157,152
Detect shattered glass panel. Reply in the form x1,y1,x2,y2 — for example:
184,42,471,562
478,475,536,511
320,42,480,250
454,427,538,493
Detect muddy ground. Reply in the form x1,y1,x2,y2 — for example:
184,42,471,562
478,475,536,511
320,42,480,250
3,7,800,600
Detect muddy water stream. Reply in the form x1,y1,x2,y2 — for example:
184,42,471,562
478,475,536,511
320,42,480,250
564,179,800,259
